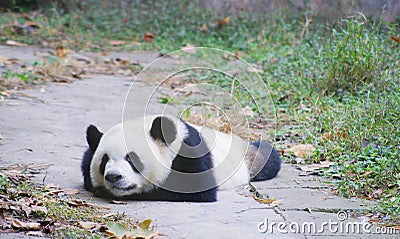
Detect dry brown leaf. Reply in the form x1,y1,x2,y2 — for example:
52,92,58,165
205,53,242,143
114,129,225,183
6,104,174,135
181,44,196,54
284,144,315,158
6,40,27,47
20,13,32,20
234,51,243,59
253,196,276,204
12,219,41,231
114,58,132,65
21,204,32,217
24,21,40,29
269,200,283,207
31,205,48,215
77,221,98,230
298,160,334,172
110,200,127,205
0,55,8,63
63,188,80,195
390,35,400,44
26,231,46,237
56,46,71,58
200,23,208,32
110,40,126,46
242,106,255,117
371,188,383,199
217,17,230,26
143,32,155,42
246,66,263,73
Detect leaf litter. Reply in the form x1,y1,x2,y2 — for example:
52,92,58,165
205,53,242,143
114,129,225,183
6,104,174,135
0,163,157,238
0,47,143,99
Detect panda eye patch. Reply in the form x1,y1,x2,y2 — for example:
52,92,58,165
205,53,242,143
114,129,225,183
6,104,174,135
99,154,109,175
126,152,144,173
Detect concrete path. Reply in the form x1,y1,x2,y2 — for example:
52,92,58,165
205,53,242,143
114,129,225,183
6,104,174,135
0,46,394,239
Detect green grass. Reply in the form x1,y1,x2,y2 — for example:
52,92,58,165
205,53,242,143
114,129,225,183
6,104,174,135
0,1,399,224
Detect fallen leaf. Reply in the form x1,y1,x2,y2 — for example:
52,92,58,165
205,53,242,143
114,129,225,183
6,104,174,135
294,157,305,164
0,55,8,63
110,200,127,205
21,204,32,217
6,40,27,47
390,35,400,44
217,17,230,27
330,174,342,180
110,40,126,46
24,21,40,33
24,21,40,28
101,213,116,218
67,199,92,207
222,52,241,61
234,51,243,59
26,231,46,237
70,199,111,210
56,46,71,58
31,205,48,215
0,133,3,140
370,188,383,199
76,221,98,230
298,160,334,172
0,209,9,228
242,105,255,117
20,13,32,20
123,17,129,24
181,44,196,54
62,188,80,195
253,196,276,204
270,200,283,207
143,32,155,42
105,222,157,239
284,144,315,158
246,66,263,73
114,58,132,65
138,219,152,230
200,23,208,32
12,219,41,231
323,132,333,140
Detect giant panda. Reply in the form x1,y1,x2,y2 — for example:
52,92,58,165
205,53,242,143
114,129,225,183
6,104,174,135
81,115,281,202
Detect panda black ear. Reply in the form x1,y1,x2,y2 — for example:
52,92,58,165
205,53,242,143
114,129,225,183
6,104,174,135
150,116,177,144
86,125,103,151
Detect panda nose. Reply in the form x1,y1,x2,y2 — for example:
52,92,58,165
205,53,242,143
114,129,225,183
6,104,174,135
105,173,122,183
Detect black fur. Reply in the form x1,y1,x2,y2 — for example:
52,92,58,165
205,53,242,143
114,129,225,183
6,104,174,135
81,120,280,202
150,116,177,144
126,152,144,174
86,125,103,151
82,121,217,202
82,125,103,192
249,141,281,181
82,147,95,191
99,154,109,175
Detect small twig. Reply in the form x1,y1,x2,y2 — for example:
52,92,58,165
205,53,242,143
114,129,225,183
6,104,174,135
300,13,312,42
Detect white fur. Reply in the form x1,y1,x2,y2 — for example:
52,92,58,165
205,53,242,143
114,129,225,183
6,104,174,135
91,115,188,196
191,125,250,189
90,115,251,197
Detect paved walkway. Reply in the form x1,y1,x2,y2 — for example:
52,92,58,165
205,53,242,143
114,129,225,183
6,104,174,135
0,46,391,238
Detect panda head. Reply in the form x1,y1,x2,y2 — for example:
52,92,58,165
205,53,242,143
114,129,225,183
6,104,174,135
86,115,187,197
